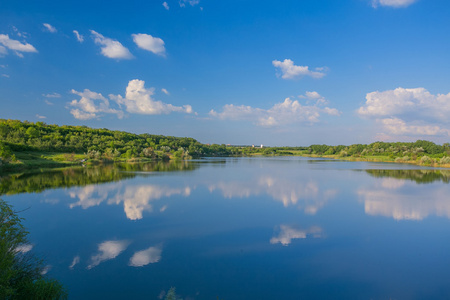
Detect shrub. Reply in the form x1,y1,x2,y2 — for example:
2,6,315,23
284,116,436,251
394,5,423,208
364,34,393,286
440,156,450,165
420,156,434,165
0,199,68,299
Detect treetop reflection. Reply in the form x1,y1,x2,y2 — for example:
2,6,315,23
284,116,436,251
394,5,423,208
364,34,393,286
0,160,198,196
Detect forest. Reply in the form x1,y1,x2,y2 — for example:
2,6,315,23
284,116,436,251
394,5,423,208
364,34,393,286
1,119,450,170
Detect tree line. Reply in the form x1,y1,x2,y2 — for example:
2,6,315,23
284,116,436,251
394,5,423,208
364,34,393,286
0,119,238,165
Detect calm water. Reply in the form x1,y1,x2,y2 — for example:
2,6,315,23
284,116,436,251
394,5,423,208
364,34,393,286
2,157,450,299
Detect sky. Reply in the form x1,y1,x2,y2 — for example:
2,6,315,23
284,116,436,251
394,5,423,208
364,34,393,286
1,0,450,146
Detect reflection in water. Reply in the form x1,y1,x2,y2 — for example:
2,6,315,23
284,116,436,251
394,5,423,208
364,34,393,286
358,176,450,220
0,160,198,196
41,265,52,275
69,256,80,270
69,184,191,220
118,186,190,220
365,169,450,184
129,245,162,267
15,244,33,253
209,176,338,214
88,240,130,269
270,225,323,246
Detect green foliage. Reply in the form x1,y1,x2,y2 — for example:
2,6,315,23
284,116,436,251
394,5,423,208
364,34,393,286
306,140,450,160
366,169,450,184
165,287,181,300
0,161,198,196
0,119,237,161
440,156,450,164
0,199,68,299
420,155,434,165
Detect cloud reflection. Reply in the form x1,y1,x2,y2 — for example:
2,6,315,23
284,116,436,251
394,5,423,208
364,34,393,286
129,245,162,267
209,176,338,214
358,178,450,220
88,240,130,269
69,255,80,269
15,244,33,253
69,184,191,220
270,225,323,246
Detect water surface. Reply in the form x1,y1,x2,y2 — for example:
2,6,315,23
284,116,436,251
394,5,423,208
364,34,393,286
2,157,450,299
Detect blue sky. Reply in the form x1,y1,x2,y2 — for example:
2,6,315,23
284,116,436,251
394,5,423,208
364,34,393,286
1,0,450,146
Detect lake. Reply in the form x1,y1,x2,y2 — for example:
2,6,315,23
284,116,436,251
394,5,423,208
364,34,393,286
2,157,450,299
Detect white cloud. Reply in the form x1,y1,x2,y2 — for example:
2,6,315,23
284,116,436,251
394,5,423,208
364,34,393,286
69,89,124,120
45,100,54,105
0,46,7,56
209,93,340,127
68,80,193,120
129,246,162,267
43,23,57,33
43,92,61,98
372,0,417,8
270,225,322,246
162,2,170,10
379,118,449,136
90,30,133,60
272,59,326,80
179,0,200,7
161,88,170,95
88,240,130,269
73,30,84,43
110,79,193,115
1,74,9,78
132,33,166,56
358,87,450,137
36,114,46,119
0,34,37,57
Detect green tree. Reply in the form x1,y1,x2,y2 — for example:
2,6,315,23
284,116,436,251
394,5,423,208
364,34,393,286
0,199,68,299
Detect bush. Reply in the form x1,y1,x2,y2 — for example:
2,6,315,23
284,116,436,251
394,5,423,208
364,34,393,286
420,156,434,165
0,199,68,299
440,156,450,165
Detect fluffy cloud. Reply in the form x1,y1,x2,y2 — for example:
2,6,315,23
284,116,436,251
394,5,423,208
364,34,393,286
371,0,417,8
69,79,192,120
209,92,340,127
162,2,170,10
129,246,162,267
43,23,57,33
69,89,124,120
88,240,130,269
0,34,37,57
90,30,133,60
110,79,193,115
73,30,84,43
132,33,166,56
272,59,326,80
358,87,450,137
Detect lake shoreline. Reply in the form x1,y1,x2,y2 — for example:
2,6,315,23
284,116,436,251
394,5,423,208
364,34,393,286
2,151,450,175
